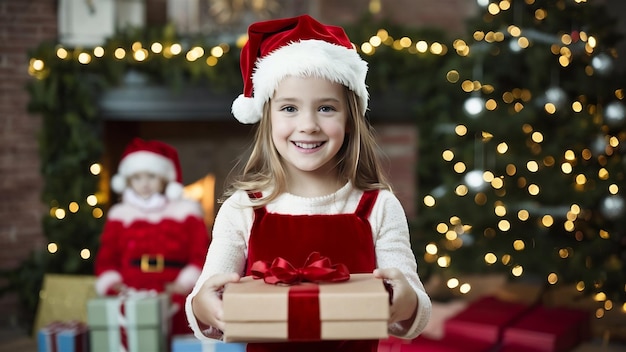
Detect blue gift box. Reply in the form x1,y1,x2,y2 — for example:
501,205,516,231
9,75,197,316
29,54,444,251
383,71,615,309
37,321,89,352
172,334,246,352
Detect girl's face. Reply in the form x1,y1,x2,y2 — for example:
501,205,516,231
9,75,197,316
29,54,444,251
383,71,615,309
128,171,164,199
270,76,348,178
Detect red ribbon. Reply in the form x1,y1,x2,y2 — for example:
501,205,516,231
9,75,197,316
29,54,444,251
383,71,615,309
250,252,350,285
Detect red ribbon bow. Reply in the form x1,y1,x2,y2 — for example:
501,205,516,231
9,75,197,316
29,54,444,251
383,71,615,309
250,252,350,285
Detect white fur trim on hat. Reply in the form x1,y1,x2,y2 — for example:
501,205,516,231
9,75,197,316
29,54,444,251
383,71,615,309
233,39,369,124
95,270,122,296
111,151,176,194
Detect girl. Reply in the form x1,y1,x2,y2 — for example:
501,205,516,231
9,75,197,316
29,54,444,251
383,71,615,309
186,15,431,351
95,138,210,335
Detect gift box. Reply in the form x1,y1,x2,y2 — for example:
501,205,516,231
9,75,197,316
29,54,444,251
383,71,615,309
37,320,89,352
222,273,390,342
377,336,494,352
444,296,531,344
87,292,169,352
33,274,97,336
172,334,246,352
501,305,591,352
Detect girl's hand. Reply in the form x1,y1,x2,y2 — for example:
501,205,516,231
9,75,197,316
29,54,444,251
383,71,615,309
373,268,418,324
191,273,240,332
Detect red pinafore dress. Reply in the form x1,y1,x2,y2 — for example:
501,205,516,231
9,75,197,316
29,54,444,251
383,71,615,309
244,190,381,352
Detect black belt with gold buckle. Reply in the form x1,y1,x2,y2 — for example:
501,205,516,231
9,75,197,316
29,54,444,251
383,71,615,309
131,254,186,272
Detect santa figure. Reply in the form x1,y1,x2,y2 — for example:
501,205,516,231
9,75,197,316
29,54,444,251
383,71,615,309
95,137,210,335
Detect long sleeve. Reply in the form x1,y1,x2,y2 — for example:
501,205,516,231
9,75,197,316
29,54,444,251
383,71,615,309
371,191,432,339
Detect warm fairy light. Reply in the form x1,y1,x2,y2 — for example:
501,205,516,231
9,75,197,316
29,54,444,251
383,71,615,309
484,252,497,264
517,209,529,221
575,174,587,185
436,223,448,233
90,163,101,175
423,195,436,207
56,47,68,59
541,215,554,227
86,195,98,206
491,177,504,189
547,273,558,284
80,249,91,259
55,208,66,219
572,101,583,112
369,35,382,47
608,184,619,194
561,163,573,174
206,56,218,66
134,49,148,61
47,243,58,253
497,142,508,154
459,283,471,294
210,46,224,57
94,47,105,57
494,204,506,217
170,43,182,55
454,162,466,173
114,48,126,59
512,265,523,276
594,292,607,301
526,160,539,172
78,52,91,64
598,168,609,180
445,230,458,241
68,202,79,213
437,255,451,267
513,240,525,251
497,219,511,231
430,42,445,55
426,243,438,255
151,42,163,53
442,150,454,161
455,125,467,136
544,103,557,114
447,278,459,288
32,59,44,71
92,208,104,218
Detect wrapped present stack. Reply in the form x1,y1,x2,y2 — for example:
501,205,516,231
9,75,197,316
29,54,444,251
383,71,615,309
87,291,169,352
377,276,594,352
37,320,89,352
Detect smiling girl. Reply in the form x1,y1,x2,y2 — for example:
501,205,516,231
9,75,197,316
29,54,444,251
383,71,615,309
186,15,431,352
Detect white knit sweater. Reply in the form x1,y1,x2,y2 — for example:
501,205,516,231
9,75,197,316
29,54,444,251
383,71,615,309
185,182,432,340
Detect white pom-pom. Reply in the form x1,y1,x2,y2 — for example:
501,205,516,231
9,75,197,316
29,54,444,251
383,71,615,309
231,94,261,124
111,174,126,194
166,182,184,200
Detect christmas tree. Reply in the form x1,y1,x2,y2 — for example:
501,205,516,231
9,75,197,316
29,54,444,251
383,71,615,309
413,0,626,310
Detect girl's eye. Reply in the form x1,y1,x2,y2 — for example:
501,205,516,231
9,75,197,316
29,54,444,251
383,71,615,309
281,106,297,113
319,106,336,113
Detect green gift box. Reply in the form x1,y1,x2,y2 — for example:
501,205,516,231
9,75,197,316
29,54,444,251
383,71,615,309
87,293,169,352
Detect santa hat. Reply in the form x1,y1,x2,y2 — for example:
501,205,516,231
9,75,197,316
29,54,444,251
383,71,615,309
111,138,184,199
232,14,369,124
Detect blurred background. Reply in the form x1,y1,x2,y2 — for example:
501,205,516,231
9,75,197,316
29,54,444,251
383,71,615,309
1,0,626,349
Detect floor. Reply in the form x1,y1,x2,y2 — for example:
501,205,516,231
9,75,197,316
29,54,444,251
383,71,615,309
1,328,625,352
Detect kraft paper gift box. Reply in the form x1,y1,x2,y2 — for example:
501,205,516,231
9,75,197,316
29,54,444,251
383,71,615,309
37,320,89,352
87,292,169,352
501,305,591,352
444,296,531,344
222,273,390,342
172,334,247,352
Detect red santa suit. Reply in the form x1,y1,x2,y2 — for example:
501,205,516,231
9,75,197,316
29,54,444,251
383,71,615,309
94,138,210,335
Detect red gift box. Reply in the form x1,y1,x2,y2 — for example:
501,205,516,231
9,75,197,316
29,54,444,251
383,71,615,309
501,305,591,352
378,336,494,352
444,296,531,344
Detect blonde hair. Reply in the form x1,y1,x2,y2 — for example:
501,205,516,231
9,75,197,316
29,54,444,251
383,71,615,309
224,87,391,205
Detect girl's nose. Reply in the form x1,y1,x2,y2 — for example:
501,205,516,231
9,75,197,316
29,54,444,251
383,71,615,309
299,112,320,133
